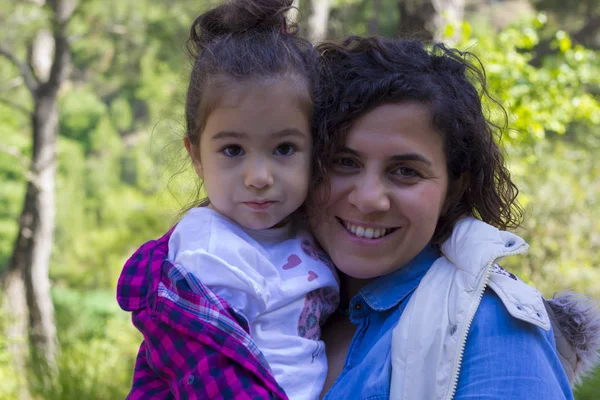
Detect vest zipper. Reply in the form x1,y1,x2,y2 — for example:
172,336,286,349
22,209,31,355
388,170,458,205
445,242,529,400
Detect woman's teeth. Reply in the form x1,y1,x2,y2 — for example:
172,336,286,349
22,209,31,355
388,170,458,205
342,221,393,239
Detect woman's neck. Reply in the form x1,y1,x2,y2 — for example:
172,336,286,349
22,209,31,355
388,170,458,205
342,274,375,300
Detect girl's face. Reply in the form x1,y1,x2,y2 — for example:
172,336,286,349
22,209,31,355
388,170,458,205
310,102,449,279
186,79,312,229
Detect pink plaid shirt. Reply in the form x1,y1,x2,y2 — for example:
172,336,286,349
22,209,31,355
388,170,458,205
117,228,288,399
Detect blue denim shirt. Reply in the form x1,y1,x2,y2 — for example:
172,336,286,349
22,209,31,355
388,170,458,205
323,245,573,400
323,245,438,400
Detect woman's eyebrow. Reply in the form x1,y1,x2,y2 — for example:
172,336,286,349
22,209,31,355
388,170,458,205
390,154,432,166
339,147,432,166
338,147,361,156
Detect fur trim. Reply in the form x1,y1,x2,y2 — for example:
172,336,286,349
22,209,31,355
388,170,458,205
545,291,600,386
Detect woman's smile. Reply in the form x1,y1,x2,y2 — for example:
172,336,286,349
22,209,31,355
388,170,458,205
337,217,397,240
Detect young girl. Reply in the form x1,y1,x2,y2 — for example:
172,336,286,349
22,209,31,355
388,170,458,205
117,1,338,399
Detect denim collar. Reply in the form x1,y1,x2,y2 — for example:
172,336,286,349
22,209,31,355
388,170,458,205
358,244,440,312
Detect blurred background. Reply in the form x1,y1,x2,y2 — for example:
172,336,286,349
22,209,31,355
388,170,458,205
0,0,598,398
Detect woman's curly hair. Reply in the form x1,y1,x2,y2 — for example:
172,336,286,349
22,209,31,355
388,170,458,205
311,36,523,244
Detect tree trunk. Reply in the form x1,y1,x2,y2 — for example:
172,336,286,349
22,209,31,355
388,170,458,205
397,0,464,42
0,0,74,390
2,267,29,399
308,0,331,43
25,90,60,369
368,0,382,36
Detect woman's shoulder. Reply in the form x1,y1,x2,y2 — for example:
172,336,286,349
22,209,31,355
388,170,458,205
486,264,550,330
458,288,575,399
478,281,600,387
472,287,550,337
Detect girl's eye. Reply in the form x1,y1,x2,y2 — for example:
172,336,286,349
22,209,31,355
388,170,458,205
274,143,296,156
222,145,244,157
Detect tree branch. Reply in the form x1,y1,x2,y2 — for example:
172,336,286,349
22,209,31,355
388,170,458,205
44,0,77,91
572,16,600,45
0,144,39,188
0,97,32,117
0,46,39,93
0,77,24,92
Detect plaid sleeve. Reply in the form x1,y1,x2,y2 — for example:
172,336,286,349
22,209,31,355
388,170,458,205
118,228,287,400
132,308,283,400
127,341,174,399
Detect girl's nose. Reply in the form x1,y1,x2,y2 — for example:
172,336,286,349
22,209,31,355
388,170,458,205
244,158,274,189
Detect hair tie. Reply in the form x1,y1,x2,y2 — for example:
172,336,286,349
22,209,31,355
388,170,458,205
280,19,288,34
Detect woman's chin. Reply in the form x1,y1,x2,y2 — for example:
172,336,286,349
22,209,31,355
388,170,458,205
334,258,393,280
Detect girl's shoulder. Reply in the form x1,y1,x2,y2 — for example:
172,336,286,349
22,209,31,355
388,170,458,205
172,207,250,252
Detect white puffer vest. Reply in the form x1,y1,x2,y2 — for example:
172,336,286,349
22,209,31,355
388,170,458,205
390,217,600,399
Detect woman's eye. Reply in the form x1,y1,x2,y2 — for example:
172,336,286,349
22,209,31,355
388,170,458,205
222,145,244,157
275,143,296,156
393,166,419,178
334,157,357,169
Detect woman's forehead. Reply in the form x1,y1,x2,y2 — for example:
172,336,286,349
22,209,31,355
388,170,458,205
342,102,446,165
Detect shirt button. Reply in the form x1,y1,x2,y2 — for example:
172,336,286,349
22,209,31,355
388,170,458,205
354,302,362,311
187,375,195,385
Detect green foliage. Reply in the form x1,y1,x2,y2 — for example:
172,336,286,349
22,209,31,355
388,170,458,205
575,368,600,400
0,107,28,269
438,19,600,306
506,140,600,297
1,1,599,398
59,88,108,146
532,0,600,23
0,311,24,400
25,288,140,400
327,0,399,38
450,17,600,143
109,96,133,132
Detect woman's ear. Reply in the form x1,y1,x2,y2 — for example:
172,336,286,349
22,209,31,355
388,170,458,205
184,136,204,180
441,172,470,215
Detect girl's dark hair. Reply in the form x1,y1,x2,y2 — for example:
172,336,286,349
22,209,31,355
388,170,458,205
185,0,318,147
312,36,524,244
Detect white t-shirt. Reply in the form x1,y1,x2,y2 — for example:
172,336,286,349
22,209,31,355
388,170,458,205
168,207,340,400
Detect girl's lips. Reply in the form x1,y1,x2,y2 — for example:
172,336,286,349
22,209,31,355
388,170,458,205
244,201,276,211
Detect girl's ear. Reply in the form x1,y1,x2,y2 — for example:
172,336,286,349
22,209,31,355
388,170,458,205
184,136,204,180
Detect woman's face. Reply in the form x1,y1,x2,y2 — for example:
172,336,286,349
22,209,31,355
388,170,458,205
311,102,449,279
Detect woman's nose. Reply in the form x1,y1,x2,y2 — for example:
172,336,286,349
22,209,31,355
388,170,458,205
348,175,391,214
244,158,274,189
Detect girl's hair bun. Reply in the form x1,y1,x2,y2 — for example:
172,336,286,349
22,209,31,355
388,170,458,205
190,0,294,47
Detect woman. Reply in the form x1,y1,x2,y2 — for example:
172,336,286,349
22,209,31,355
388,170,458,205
310,36,600,399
